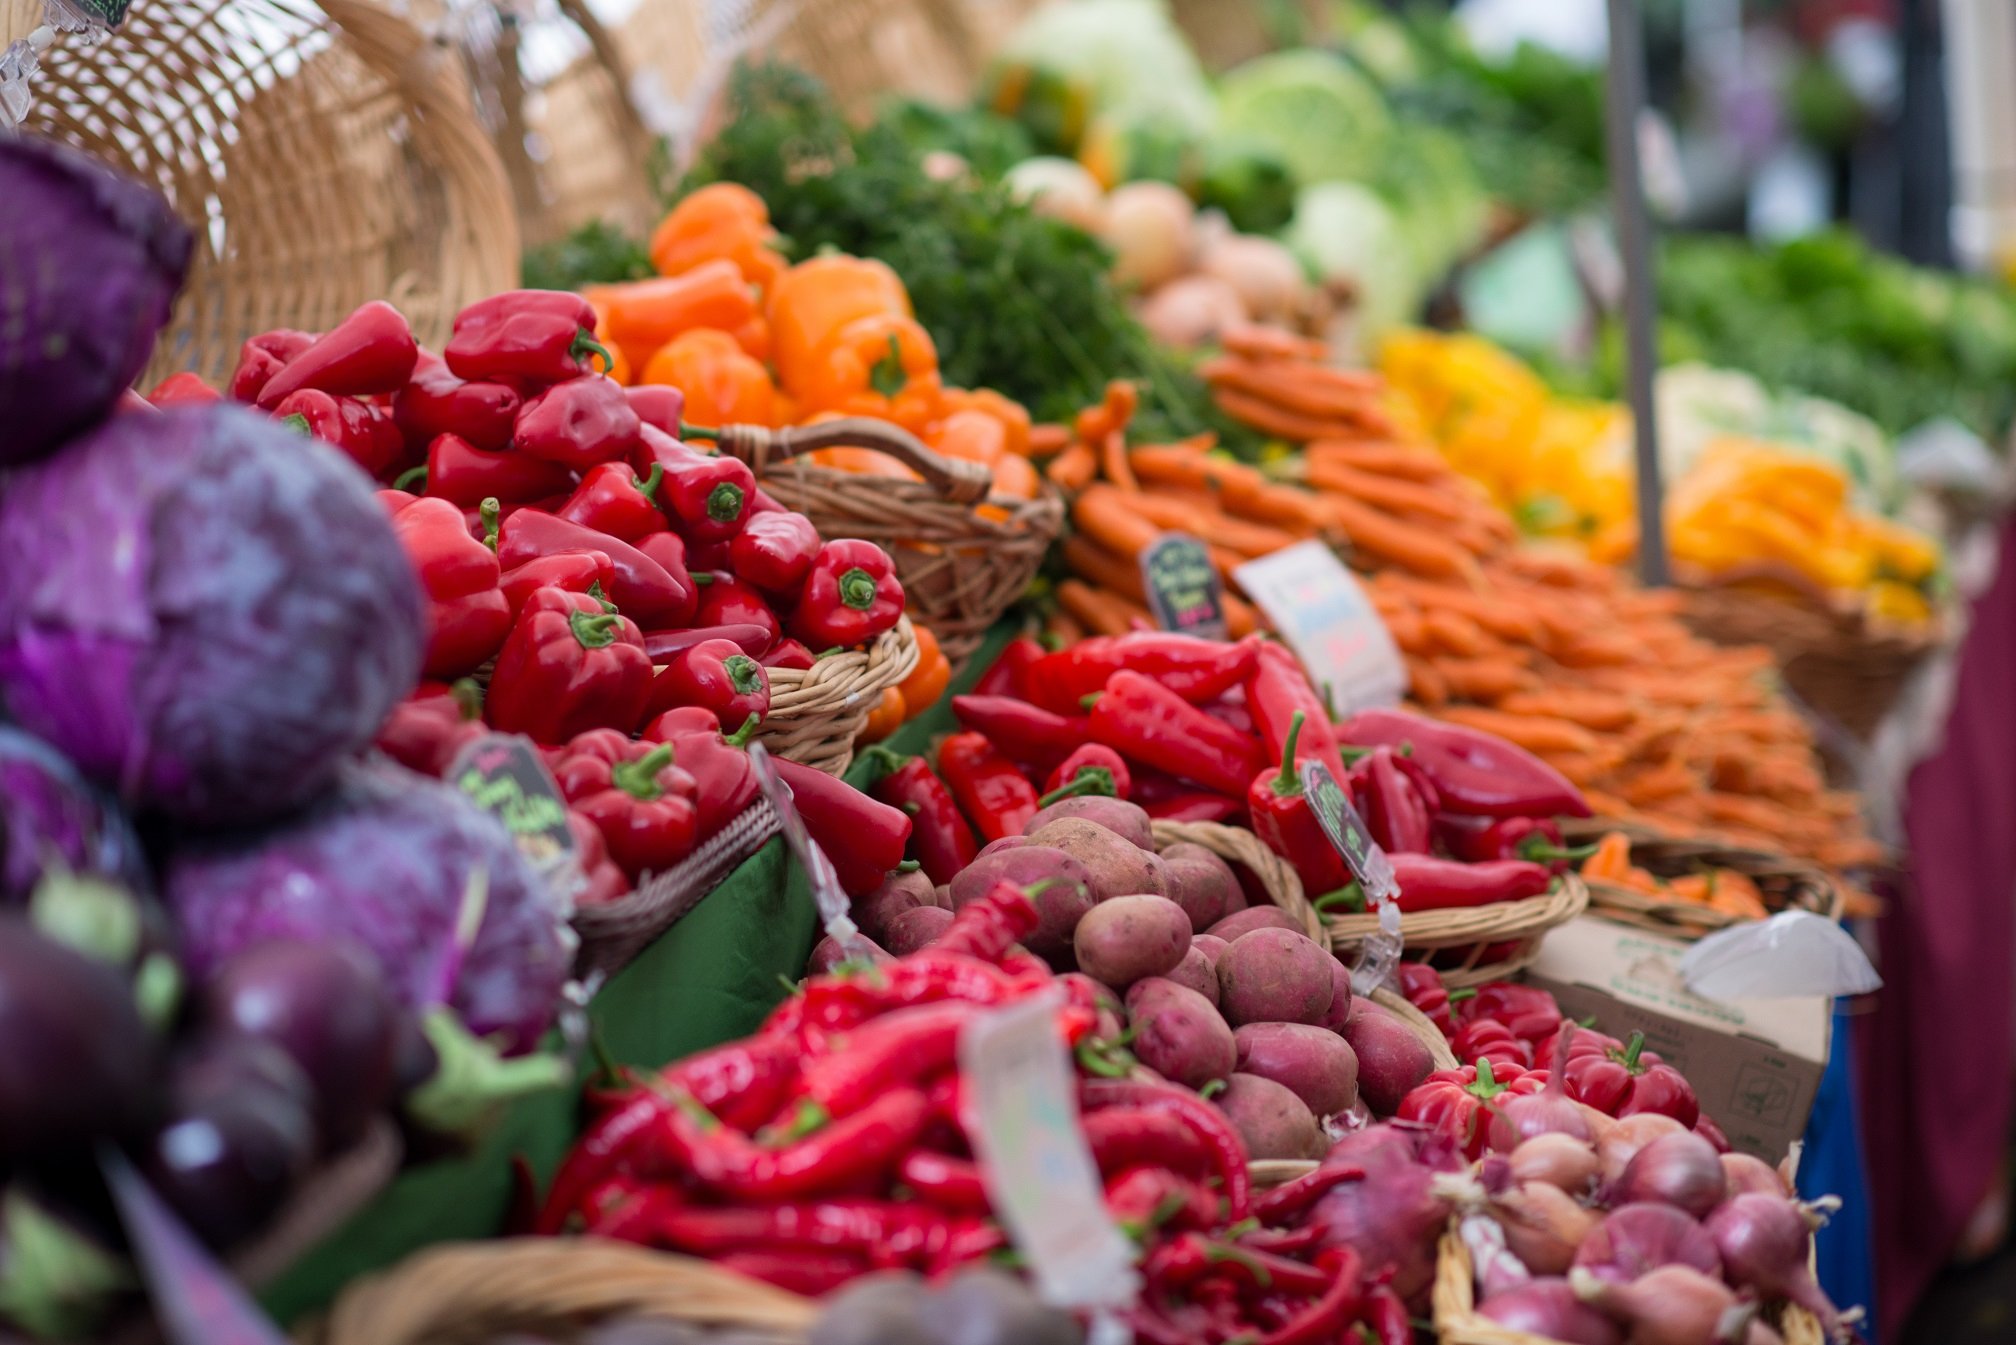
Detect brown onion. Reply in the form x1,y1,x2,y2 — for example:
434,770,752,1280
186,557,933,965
1512,1132,1602,1194
1720,1152,1788,1199
1480,1279,1622,1345
1614,1131,1728,1218
1598,1112,1689,1185
1494,1181,1601,1274
1490,1022,1597,1152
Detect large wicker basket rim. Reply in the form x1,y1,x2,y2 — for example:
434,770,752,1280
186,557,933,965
762,616,918,715
1324,874,1590,951
716,418,993,504
312,1238,819,1345
1557,826,1842,938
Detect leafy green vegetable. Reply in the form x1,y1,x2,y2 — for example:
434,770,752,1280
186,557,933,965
877,97,1034,181
521,220,655,292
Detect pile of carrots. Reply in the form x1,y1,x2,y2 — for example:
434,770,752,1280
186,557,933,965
1582,833,1771,923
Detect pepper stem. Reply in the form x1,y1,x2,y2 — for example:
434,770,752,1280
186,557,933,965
634,462,664,505
568,608,622,650
393,464,428,492
449,679,484,721
570,328,614,375
837,566,879,612
586,580,616,614
725,714,761,748
611,744,674,801
857,745,915,780
1617,1031,1647,1073
706,482,746,522
677,421,722,441
1271,711,1306,798
1036,768,1116,807
1468,1057,1509,1101
278,413,311,434
725,653,765,695
480,497,501,551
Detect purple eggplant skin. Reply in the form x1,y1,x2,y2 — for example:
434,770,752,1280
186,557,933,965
0,726,151,905
144,1034,316,1250
0,137,193,466
0,916,162,1166
0,403,425,826
198,939,398,1154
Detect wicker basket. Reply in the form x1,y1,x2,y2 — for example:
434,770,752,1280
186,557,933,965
1680,564,1942,742
1151,818,1458,1072
757,615,919,777
713,418,1065,675
3,0,518,390
1573,834,1841,941
1325,876,1591,991
1430,1224,1824,1345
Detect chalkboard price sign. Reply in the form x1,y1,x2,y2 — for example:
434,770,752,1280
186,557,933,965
1139,533,1228,640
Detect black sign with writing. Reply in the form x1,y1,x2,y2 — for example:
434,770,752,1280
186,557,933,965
451,734,576,874
1299,760,1384,889
1140,533,1228,640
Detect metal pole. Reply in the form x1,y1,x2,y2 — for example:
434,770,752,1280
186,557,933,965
1604,0,1668,587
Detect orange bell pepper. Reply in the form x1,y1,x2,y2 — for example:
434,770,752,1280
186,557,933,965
792,312,943,431
988,452,1040,502
859,686,907,744
940,387,1033,458
641,328,777,429
895,625,950,721
585,259,759,374
768,255,913,388
649,183,787,291
930,408,1009,466
588,302,631,387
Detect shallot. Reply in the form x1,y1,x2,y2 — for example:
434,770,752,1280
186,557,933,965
1479,1279,1622,1345
1512,1132,1602,1194
1490,1022,1597,1152
1573,1203,1722,1283
1494,1181,1601,1274
1614,1131,1728,1218
1598,1113,1689,1185
1705,1193,1848,1338
1571,1264,1753,1345
1721,1152,1788,1199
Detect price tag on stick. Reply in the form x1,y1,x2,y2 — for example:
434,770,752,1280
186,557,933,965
1299,759,1404,994
1139,533,1228,640
747,742,878,961
1235,542,1405,716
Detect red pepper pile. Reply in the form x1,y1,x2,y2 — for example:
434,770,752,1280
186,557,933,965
537,884,1406,1340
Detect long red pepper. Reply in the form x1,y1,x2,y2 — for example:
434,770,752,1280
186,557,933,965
1141,794,1244,825
1338,707,1591,819
715,1250,869,1297
1244,641,1349,782
930,881,1040,963
426,433,575,507
948,695,1087,773
1247,711,1351,898
937,731,1041,841
1386,854,1552,913
772,755,912,897
1023,632,1262,716
798,1001,976,1117
1251,1164,1368,1224
255,300,418,407
498,509,696,629
1041,744,1131,804
862,747,979,886
972,637,1043,698
1078,1079,1251,1220
1090,670,1263,798
895,1151,989,1214
652,1087,931,1202
1258,1247,1364,1345
1349,746,1436,854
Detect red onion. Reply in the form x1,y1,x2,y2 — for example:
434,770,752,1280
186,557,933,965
1705,1193,1847,1338
1573,1203,1722,1283
1572,1265,1754,1345
1613,1131,1728,1218
1743,1322,1786,1345
1720,1152,1789,1199
1512,1132,1602,1194
1598,1113,1689,1185
1313,1147,1452,1302
1479,1278,1622,1345
1494,1181,1601,1274
1490,1022,1598,1152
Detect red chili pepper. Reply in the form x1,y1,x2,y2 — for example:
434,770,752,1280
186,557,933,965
1023,632,1262,717
759,638,818,672
228,329,314,403
372,679,486,778
1141,793,1244,825
1394,963,1454,1038
425,432,575,507
646,637,771,730
1450,1017,1532,1074
1438,815,1595,874
1348,746,1437,854
642,624,772,663
799,1001,977,1118
256,300,418,408
1078,1108,1212,1182
486,587,653,744
1257,1247,1364,1345
948,695,1087,774
662,1035,802,1131
930,881,1040,964
553,462,667,542
625,383,685,436
1398,1058,1542,1159
789,540,905,650
1144,1231,1335,1297
1387,854,1553,914
640,707,760,832
390,496,513,678
393,350,521,455
1244,640,1349,781
1105,1168,1218,1236
1077,1078,1251,1221
1092,670,1263,798
501,551,615,617
896,1150,989,1214
515,374,642,473
1465,982,1565,1047
730,510,822,598
1252,1164,1367,1224
653,1087,931,1202
633,426,755,544
1560,1028,1699,1126
147,371,221,407
536,1092,667,1234
693,572,782,647
1362,1279,1413,1345
1337,708,1591,819
498,509,697,629
937,731,1040,843
862,748,979,886
715,1250,868,1296
772,754,913,897
272,389,404,478
548,730,699,877
1040,744,1131,804
445,289,612,385
651,1199,987,1272
1246,712,1350,898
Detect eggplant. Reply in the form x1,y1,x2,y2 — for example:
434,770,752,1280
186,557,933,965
143,1034,316,1250
199,939,398,1154
0,916,161,1167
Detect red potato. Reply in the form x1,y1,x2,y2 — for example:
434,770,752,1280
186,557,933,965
1216,928,1335,1027
1316,958,1354,1031
1027,819,1167,902
975,835,1034,859
1023,797,1154,850
1339,998,1434,1116
947,846,1095,959
1234,1022,1359,1117
1073,895,1192,988
884,905,954,954
931,884,954,910
1217,1072,1326,1160
1126,977,1235,1089
1204,907,1301,942
1190,934,1230,967
1158,841,1241,931
1165,945,1220,1005
808,932,892,974
850,869,936,941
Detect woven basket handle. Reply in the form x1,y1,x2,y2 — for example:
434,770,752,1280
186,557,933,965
707,418,994,506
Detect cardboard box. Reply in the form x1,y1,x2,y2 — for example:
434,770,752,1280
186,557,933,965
1525,916,1831,1163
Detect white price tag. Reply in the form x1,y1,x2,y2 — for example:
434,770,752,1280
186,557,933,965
746,742,876,960
960,991,1139,1318
1235,542,1405,716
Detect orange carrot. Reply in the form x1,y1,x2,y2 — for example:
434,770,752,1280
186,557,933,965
1407,659,1449,708
1582,832,1634,883
1221,323,1328,363
1212,387,1355,443
1201,358,1392,424
1029,423,1071,456
1323,496,1482,584
1046,440,1096,492
1063,534,1149,602
1434,705,1598,757
1057,579,1142,638
1431,656,1533,703
1305,460,1470,524
1420,609,1496,659
1129,490,1298,557
1497,690,1638,733
1305,439,1453,483
1102,433,1139,492
1072,484,1161,558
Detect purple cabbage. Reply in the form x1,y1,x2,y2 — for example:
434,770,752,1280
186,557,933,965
162,762,572,1054
0,404,424,825
0,136,192,464
0,725,148,904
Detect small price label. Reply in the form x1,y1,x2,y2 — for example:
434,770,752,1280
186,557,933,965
1299,760,1404,993
1140,533,1228,640
747,742,876,958
1234,541,1405,716
961,992,1139,1317
450,734,577,879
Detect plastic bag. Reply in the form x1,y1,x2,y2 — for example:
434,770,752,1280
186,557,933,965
1678,911,1881,1000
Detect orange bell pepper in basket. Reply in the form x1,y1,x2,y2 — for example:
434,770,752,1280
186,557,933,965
586,260,760,374
768,255,913,383
790,312,943,431
641,328,776,429
649,183,786,291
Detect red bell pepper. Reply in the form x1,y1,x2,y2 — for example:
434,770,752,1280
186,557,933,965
625,384,685,436
515,374,642,472
1437,815,1594,874
646,638,771,730
390,496,513,678
549,729,700,878
486,587,653,744
445,290,612,385
1371,854,1553,914
498,510,696,629
633,427,756,544
147,372,221,407
862,748,979,886
501,552,615,617
569,810,633,906
425,432,575,507
694,573,782,647
1245,642,1345,780
228,329,314,403
642,625,773,662
972,637,1043,699
394,350,520,454
729,510,822,598
273,389,404,478
1463,982,1565,1049
1395,963,1455,1038
936,732,1040,842
948,695,1087,774
256,300,418,408
1559,1028,1700,1127
759,639,817,672
1041,744,1131,804
1396,1059,1544,1159
1246,712,1349,899
556,462,667,542
684,539,733,573
1337,708,1591,819
1090,670,1262,799
788,541,905,650
1450,1017,1533,1073
1023,633,1261,717
373,679,486,778
1347,746,1436,854
641,706,762,832
772,755,913,897
630,533,702,631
